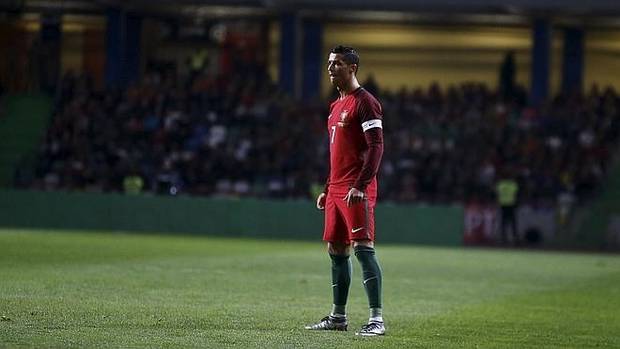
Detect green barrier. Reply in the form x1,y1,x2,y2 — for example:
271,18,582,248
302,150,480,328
0,94,53,187
0,190,463,246
375,202,463,245
576,158,620,249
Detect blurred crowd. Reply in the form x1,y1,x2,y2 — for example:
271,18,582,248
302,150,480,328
379,82,619,206
16,67,620,207
18,65,327,199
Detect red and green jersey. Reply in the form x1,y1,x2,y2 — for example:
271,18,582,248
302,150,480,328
326,87,384,194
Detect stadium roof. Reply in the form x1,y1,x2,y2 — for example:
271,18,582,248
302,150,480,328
4,0,620,26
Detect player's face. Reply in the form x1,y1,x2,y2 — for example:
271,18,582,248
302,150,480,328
327,53,355,87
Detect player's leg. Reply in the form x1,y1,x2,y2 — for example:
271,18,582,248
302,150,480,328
500,206,509,244
328,241,352,320
342,198,385,336
353,239,385,336
509,207,519,245
305,193,351,331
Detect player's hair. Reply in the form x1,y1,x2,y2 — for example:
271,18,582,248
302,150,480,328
330,45,360,73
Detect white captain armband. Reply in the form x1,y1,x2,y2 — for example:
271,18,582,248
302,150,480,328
361,119,382,132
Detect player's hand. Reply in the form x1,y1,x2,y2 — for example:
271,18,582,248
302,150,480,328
344,187,365,207
316,192,326,210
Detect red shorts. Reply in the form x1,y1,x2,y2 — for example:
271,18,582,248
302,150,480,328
323,189,376,244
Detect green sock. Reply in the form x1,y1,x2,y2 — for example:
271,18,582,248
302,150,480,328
354,245,383,309
329,254,351,315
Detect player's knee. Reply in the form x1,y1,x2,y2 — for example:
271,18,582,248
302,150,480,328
352,240,374,250
328,242,350,255
353,244,375,257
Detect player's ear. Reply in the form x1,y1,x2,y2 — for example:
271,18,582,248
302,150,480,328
350,64,358,74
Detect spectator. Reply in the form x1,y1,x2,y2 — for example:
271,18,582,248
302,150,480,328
496,172,520,245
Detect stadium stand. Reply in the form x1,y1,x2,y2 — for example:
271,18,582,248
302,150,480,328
18,68,620,208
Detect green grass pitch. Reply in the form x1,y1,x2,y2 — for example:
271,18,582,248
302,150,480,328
1,229,619,348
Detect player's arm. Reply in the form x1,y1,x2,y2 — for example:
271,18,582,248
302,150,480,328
316,192,326,210
345,98,384,206
317,174,330,210
319,111,333,210
354,127,384,187
345,128,383,206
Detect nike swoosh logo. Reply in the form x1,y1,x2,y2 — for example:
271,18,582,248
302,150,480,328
367,122,377,127
351,227,365,233
363,276,378,284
